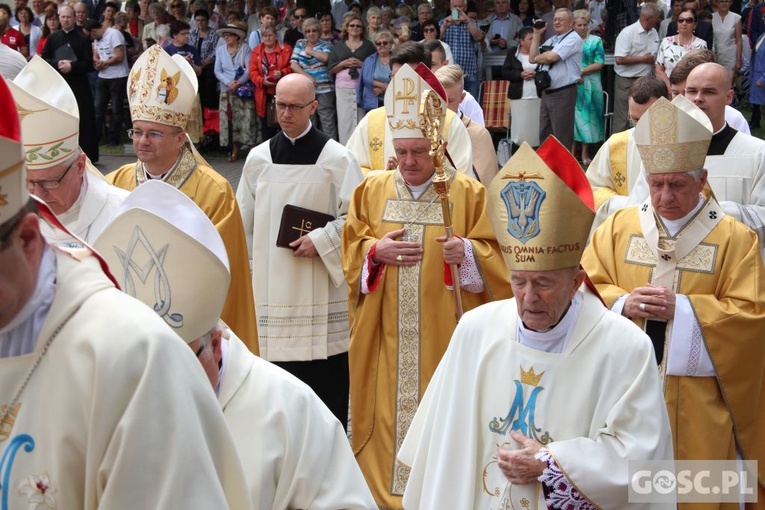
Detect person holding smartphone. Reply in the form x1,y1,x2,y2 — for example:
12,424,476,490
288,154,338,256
439,0,484,98
484,0,523,53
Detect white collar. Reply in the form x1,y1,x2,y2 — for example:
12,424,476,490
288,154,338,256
282,120,313,144
660,195,705,237
518,291,582,354
405,173,435,199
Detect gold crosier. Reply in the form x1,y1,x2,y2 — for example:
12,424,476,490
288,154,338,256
419,89,463,319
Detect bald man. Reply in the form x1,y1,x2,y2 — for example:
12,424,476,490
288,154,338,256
236,73,363,430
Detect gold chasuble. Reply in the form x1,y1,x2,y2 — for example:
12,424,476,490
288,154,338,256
342,169,511,508
583,198,765,507
107,153,258,354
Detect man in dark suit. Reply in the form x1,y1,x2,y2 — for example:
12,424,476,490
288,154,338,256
41,4,99,163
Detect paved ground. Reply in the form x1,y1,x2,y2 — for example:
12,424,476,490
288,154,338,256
93,152,247,190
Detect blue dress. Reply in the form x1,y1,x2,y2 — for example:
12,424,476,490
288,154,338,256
574,34,605,144
750,34,765,106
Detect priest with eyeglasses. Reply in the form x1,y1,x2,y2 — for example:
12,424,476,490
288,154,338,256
236,72,363,431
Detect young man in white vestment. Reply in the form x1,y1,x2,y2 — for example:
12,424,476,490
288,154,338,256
94,179,378,510
10,56,127,248
582,97,765,508
398,136,674,509
344,41,474,176
0,76,251,510
236,72,363,430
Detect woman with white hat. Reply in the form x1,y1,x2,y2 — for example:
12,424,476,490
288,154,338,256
214,20,256,161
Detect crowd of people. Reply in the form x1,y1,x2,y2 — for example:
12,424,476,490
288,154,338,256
2,0,765,508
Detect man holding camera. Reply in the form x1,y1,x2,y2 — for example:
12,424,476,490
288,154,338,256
529,8,582,150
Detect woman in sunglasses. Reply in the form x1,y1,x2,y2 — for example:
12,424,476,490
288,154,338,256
357,30,394,113
419,19,453,64
655,8,707,90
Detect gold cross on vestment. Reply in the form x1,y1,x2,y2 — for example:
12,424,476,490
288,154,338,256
370,137,383,152
292,219,313,236
395,77,417,115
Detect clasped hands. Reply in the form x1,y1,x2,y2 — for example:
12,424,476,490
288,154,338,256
371,228,464,266
497,431,546,485
623,284,676,320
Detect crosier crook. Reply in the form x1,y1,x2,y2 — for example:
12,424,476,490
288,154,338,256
419,89,464,319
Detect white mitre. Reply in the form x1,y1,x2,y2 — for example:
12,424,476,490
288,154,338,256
634,95,713,175
384,62,447,140
93,180,230,343
0,75,27,225
9,56,79,171
127,45,198,129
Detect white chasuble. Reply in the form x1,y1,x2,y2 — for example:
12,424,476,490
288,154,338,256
399,288,674,510
237,141,363,361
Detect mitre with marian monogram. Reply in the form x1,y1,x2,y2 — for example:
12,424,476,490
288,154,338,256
385,63,447,140
93,181,229,343
0,75,27,225
634,95,712,174
127,45,198,129
487,137,595,271
8,56,79,171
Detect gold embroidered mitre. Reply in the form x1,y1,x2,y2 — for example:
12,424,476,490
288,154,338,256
128,45,198,129
385,63,447,139
488,137,595,271
93,181,229,343
0,75,28,225
634,95,712,174
8,56,79,170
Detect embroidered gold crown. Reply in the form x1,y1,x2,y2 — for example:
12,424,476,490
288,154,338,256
520,365,544,386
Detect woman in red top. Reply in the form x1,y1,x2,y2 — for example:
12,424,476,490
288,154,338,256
36,5,59,55
249,25,293,142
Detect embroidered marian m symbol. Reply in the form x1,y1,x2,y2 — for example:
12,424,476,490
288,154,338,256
488,366,552,444
500,179,546,244
113,226,184,329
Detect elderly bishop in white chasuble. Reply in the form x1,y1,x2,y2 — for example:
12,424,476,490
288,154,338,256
399,137,674,510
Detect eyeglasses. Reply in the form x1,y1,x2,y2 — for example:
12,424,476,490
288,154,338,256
127,128,181,140
376,40,390,46
26,157,77,191
178,30,190,35
303,28,319,32
274,100,315,111
423,26,436,32
677,16,695,23
195,344,206,358
171,4,183,8
294,13,306,18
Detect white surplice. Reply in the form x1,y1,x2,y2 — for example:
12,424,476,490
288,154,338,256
236,138,363,361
